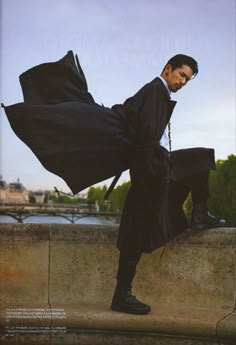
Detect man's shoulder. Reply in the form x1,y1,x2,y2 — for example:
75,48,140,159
138,77,168,96
150,77,170,95
122,77,169,108
135,78,170,103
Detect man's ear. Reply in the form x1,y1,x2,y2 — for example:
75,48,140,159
165,64,173,73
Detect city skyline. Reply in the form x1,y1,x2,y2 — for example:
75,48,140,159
0,0,235,193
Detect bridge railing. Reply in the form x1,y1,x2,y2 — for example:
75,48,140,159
0,204,121,223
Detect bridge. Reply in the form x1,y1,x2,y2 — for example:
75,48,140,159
0,203,120,223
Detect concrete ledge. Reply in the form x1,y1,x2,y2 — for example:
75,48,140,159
217,310,236,338
0,223,117,243
0,224,235,344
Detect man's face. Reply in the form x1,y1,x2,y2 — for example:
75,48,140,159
163,64,193,93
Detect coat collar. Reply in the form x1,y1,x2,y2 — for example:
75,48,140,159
158,76,172,96
152,77,171,100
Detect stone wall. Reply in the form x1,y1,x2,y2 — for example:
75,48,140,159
0,223,235,344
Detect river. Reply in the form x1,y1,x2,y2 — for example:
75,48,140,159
0,215,117,225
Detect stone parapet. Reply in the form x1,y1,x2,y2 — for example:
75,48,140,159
0,223,235,344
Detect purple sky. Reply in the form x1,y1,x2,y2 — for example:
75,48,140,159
0,0,235,192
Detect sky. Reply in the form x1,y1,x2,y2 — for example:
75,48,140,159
0,0,235,193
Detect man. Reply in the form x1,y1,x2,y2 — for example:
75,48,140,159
2,52,225,315
111,54,225,315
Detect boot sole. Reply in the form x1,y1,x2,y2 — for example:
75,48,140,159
191,223,225,231
111,304,150,315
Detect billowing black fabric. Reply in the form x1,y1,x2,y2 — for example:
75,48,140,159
6,101,132,193
4,51,134,193
3,51,216,253
3,51,176,195
19,50,95,105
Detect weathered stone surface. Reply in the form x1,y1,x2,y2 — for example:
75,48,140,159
50,223,118,244
49,243,117,306
216,305,236,338
48,303,227,337
50,331,221,345
0,223,50,241
0,331,222,345
0,223,235,344
137,243,235,308
168,227,236,246
0,241,49,308
0,223,117,243
0,333,50,344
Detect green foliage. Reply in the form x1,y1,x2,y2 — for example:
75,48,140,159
208,155,236,226
87,185,108,211
43,193,49,204
48,194,81,204
29,195,36,203
109,181,131,212
184,155,236,226
87,181,131,212
87,186,97,205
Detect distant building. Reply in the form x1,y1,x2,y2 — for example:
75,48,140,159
0,176,8,204
7,179,29,204
31,191,45,204
0,177,29,204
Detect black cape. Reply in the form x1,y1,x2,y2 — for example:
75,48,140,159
3,51,134,193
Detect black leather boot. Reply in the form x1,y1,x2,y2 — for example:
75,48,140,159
191,200,226,230
111,285,151,315
111,252,151,315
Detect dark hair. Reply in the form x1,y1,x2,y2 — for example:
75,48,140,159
162,54,198,78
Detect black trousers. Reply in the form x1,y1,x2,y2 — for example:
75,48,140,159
168,170,209,238
117,148,215,254
116,171,210,287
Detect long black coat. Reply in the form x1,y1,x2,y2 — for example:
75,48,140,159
3,51,133,193
3,51,215,253
116,79,215,253
3,51,177,194
116,78,215,253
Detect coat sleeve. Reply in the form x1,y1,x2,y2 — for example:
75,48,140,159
123,82,170,177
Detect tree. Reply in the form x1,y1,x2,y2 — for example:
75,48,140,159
87,186,97,205
208,155,236,226
109,181,131,212
48,194,81,204
184,155,236,226
87,185,108,211
87,181,131,213
29,195,36,203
